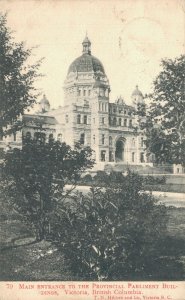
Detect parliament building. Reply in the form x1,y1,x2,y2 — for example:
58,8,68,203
1,36,154,170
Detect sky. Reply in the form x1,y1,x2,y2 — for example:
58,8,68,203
1,0,184,108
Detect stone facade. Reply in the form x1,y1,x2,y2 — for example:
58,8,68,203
0,36,153,169
46,36,152,168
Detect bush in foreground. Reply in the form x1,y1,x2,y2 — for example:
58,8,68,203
51,171,184,280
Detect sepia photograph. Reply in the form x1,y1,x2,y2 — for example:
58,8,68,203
0,0,185,295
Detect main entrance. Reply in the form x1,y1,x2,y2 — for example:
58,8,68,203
115,139,125,162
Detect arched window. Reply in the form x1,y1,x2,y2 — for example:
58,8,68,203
109,136,112,146
25,131,31,140
80,133,85,145
119,118,122,126
124,119,127,127
49,133,54,142
129,119,132,127
57,134,62,142
113,117,117,126
77,114,81,124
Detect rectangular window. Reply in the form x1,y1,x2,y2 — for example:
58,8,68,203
88,90,91,96
101,150,106,162
13,133,16,141
102,117,105,124
140,152,145,163
132,152,135,162
77,114,81,124
124,119,127,127
83,90,86,96
84,115,87,124
129,119,132,127
141,137,145,147
102,134,105,145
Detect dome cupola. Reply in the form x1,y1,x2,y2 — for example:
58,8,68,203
131,85,144,107
64,36,110,106
67,35,105,75
82,35,91,55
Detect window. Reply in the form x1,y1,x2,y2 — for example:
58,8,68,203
34,132,46,144
141,137,144,147
83,90,86,96
80,133,85,145
13,133,16,141
25,132,31,140
113,108,116,113
102,117,105,124
93,118,95,124
0,133,3,141
78,90,81,96
109,136,112,146
101,150,106,162
124,119,127,127
132,152,135,162
119,118,122,126
49,133,54,142
113,117,117,126
102,103,105,111
65,115,69,123
129,119,132,127
102,134,105,145
88,90,91,96
109,151,114,162
124,110,127,115
132,138,135,147
93,135,95,144
140,152,145,163
77,114,81,124
84,115,87,124
57,134,62,142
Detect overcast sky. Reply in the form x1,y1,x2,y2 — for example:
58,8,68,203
1,0,184,107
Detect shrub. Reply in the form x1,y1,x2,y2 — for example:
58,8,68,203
51,171,179,280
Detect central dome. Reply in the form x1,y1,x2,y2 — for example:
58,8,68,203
68,54,105,74
67,36,105,75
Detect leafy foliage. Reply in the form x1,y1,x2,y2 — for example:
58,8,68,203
3,139,94,240
140,55,185,166
0,12,43,136
51,171,174,280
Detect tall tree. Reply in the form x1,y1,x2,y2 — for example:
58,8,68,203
3,139,94,241
0,12,42,137
141,55,185,166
